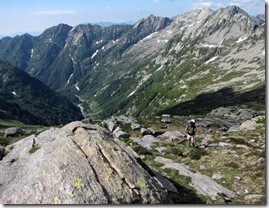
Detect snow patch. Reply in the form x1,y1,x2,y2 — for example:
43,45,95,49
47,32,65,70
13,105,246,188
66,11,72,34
220,39,224,46
156,65,163,72
30,49,34,58
96,39,103,44
202,44,219,48
75,84,80,91
91,50,99,59
66,73,74,85
236,37,247,43
142,32,158,41
128,90,136,98
205,56,218,64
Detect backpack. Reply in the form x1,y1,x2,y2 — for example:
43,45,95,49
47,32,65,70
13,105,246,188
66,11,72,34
187,123,195,135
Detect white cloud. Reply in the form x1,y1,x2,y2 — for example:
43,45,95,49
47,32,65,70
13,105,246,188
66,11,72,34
153,0,160,3
32,10,76,15
229,2,241,6
192,0,213,9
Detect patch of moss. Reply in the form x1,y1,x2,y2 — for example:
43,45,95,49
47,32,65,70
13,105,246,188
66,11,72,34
29,146,40,154
74,177,83,189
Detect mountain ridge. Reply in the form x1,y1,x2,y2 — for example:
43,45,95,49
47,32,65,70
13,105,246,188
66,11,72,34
0,59,83,126
0,5,265,120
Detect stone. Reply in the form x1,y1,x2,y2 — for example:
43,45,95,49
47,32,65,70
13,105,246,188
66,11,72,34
131,135,160,149
161,118,172,123
108,120,117,132
244,194,265,202
0,122,173,204
227,125,240,132
155,147,167,153
212,173,223,180
238,109,255,120
221,150,238,155
209,107,232,117
155,157,235,199
199,165,207,170
131,123,141,130
140,128,153,136
239,120,257,131
113,129,130,139
235,144,250,150
218,142,233,147
4,127,25,137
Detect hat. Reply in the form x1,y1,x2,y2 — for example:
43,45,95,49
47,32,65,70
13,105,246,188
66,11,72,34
191,119,195,123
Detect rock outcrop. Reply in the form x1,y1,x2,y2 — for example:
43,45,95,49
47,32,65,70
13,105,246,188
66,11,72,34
0,121,174,204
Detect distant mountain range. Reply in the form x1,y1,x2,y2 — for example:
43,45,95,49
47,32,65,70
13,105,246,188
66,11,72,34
0,5,265,121
90,21,135,27
0,59,83,126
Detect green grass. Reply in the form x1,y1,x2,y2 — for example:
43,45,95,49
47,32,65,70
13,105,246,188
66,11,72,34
29,146,41,154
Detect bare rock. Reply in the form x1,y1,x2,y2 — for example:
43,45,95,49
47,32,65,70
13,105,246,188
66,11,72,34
0,122,173,204
239,120,257,131
155,157,235,199
131,135,160,149
0,145,6,160
4,127,25,137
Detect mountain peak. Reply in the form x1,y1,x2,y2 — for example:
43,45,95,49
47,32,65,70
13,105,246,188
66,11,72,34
223,5,248,17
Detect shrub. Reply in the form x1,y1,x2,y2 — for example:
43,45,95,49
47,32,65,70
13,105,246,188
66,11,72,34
132,145,152,155
189,148,208,160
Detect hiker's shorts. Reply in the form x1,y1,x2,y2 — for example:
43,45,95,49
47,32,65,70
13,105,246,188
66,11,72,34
187,134,195,141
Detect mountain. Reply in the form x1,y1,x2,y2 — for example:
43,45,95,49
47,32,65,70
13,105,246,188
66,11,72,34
0,59,83,126
91,21,135,27
0,6,265,120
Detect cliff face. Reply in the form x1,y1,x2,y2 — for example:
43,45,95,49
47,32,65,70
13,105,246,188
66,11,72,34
0,121,174,204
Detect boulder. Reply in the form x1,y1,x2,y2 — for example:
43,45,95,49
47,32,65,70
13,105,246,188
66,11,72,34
155,157,235,199
209,107,232,117
0,122,173,204
159,131,185,142
131,123,141,130
4,127,25,137
239,120,257,131
237,109,255,120
212,173,223,180
140,128,153,136
108,120,117,132
113,128,130,139
161,118,172,123
131,135,160,149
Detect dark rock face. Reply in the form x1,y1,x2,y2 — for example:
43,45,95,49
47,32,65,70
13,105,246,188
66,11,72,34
4,127,25,137
0,121,174,204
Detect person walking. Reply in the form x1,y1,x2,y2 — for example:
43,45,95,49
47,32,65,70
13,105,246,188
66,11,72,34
185,119,196,147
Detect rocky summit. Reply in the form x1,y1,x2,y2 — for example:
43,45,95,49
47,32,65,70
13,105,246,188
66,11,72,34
0,121,174,204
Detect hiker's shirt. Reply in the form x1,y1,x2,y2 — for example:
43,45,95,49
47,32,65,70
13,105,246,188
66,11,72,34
186,125,196,136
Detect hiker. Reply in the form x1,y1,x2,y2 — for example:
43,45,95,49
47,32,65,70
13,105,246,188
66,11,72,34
185,119,196,147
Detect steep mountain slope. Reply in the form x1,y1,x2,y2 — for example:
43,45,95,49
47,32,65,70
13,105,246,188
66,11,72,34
77,6,265,118
0,60,83,125
0,6,265,120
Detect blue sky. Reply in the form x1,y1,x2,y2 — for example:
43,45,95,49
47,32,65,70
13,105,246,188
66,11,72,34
0,0,266,36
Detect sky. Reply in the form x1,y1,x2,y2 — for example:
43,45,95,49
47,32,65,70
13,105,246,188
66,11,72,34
0,0,266,37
